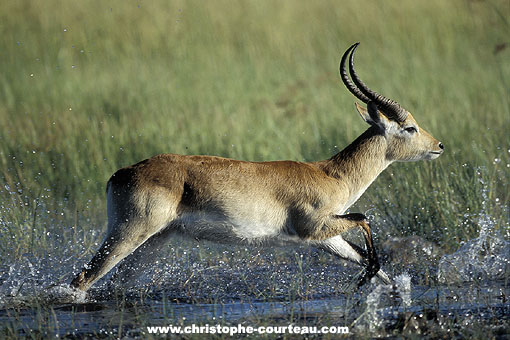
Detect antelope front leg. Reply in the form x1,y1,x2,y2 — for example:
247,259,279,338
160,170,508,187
334,214,381,286
348,216,381,287
308,213,389,287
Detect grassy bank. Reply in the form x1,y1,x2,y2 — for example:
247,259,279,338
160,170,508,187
0,0,509,260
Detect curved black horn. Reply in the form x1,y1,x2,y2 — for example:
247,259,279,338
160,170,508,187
348,43,408,122
339,43,371,104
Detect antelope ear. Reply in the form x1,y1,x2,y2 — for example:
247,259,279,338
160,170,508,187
355,102,379,125
355,102,391,130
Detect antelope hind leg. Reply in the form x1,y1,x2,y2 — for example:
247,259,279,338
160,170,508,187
70,223,152,291
70,216,170,291
109,226,176,287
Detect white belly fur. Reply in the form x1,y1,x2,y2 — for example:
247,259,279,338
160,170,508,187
173,211,301,246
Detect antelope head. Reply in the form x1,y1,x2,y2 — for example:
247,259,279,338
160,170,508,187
340,43,444,162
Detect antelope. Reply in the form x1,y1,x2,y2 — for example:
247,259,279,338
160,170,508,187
70,43,444,292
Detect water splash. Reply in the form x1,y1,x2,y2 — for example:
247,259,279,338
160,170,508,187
437,214,510,284
39,284,88,304
436,168,509,284
0,258,89,308
394,273,412,307
353,273,412,333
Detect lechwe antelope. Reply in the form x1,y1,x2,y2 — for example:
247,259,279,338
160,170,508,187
71,43,444,292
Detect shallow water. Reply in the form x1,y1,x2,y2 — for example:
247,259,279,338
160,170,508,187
0,209,509,338
0,271,508,338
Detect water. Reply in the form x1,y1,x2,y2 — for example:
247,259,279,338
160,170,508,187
0,207,509,338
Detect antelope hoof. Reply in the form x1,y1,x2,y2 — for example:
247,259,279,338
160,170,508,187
70,270,89,291
357,254,381,288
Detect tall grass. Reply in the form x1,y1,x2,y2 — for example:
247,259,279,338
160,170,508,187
0,0,509,261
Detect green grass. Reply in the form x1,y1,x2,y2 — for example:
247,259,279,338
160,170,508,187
0,0,509,261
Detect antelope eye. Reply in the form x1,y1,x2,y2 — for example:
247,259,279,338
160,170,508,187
405,126,417,134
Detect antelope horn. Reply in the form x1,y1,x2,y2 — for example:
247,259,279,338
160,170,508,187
339,43,371,104
347,43,408,122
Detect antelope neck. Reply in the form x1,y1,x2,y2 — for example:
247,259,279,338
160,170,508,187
321,128,392,203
